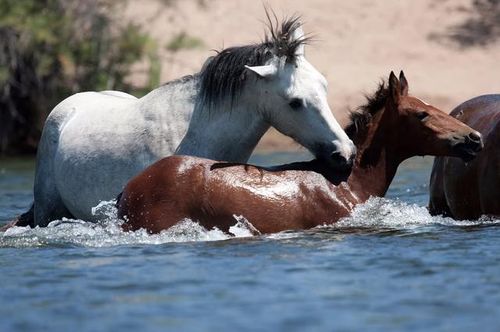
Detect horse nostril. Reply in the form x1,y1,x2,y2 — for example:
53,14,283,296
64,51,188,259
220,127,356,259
346,155,355,168
331,151,355,168
331,151,347,166
468,132,481,143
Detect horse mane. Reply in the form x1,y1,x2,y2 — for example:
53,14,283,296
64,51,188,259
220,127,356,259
161,74,195,87
198,13,310,112
345,80,389,139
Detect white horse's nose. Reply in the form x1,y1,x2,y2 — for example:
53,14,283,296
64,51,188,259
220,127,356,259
330,151,353,170
334,140,356,161
330,141,356,171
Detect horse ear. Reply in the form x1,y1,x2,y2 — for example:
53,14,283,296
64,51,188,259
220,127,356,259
245,64,277,78
399,70,409,96
291,26,305,56
388,71,400,103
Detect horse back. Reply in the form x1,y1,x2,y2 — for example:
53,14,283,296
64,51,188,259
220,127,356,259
117,155,346,234
450,94,500,137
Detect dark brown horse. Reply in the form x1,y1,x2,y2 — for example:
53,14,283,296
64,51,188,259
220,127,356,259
117,71,483,234
429,95,499,220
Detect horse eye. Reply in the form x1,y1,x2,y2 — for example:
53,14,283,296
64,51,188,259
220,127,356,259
289,98,303,110
416,111,429,121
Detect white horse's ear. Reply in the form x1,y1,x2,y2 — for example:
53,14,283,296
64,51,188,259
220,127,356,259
291,26,305,56
245,64,277,78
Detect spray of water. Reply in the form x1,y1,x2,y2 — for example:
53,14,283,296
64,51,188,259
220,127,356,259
1,198,498,248
336,197,499,229
1,201,256,248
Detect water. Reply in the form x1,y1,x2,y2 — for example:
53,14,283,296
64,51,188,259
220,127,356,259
1,154,499,332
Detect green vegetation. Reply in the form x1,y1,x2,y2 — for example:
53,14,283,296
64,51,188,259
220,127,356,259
166,31,204,52
0,0,160,155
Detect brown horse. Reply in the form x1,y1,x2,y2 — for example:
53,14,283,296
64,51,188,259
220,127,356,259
429,95,499,220
117,71,483,234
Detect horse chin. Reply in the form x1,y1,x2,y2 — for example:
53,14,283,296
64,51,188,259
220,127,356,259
453,144,479,162
451,139,482,162
458,151,477,163
321,157,353,178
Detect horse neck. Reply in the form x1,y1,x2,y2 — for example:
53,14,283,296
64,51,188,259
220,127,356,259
345,107,403,201
138,76,199,156
176,98,270,162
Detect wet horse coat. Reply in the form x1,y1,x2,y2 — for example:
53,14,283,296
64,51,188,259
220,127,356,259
117,72,483,234
429,95,500,219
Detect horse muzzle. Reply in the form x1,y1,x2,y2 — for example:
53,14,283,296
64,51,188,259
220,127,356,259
313,141,356,174
330,150,355,172
452,131,483,162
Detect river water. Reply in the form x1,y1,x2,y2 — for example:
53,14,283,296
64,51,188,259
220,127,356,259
1,153,499,332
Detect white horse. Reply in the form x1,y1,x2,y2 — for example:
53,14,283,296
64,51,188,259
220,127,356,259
16,16,355,227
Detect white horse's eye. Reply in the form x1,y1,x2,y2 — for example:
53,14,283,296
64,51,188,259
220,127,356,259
289,98,303,110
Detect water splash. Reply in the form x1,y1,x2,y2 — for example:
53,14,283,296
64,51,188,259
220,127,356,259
0,201,258,248
335,197,500,229
229,215,261,237
2,198,499,248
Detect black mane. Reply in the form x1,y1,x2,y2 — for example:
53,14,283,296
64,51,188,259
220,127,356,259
345,81,389,138
198,14,310,112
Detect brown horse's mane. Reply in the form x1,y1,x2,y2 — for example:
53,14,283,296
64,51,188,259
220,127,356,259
345,81,389,139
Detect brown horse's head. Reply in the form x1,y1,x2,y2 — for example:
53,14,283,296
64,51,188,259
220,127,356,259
387,71,483,162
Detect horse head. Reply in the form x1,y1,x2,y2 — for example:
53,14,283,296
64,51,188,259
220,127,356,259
243,15,356,172
385,71,483,162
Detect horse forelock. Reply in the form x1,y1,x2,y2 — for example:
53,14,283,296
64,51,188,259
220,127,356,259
264,12,310,61
198,14,310,112
345,80,389,139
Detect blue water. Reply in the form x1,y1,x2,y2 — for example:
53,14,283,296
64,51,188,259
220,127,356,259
1,154,499,332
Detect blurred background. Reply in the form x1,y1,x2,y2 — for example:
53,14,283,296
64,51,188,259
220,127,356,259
1,0,499,156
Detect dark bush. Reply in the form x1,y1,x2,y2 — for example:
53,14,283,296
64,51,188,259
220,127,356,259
0,0,159,155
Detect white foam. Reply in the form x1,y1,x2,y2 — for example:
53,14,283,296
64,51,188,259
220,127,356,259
2,198,498,248
0,201,259,248
228,215,261,237
335,197,500,229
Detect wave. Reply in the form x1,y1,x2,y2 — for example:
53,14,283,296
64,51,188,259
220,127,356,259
1,198,498,248
336,197,500,229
